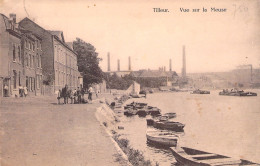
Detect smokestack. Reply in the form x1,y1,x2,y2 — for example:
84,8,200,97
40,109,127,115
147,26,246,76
107,52,110,71
169,59,172,71
117,59,120,71
9,13,16,23
164,66,166,72
182,45,186,78
128,56,131,71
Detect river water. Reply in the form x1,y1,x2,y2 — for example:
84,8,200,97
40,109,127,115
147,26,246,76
116,90,260,166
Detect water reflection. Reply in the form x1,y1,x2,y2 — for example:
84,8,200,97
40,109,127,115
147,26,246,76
117,90,260,165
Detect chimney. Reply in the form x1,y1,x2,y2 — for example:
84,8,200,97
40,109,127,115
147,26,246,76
128,56,131,71
9,13,16,23
169,59,172,71
107,52,110,71
182,45,186,78
164,66,166,72
117,59,120,71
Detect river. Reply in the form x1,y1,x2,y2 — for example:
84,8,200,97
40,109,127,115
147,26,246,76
116,90,260,166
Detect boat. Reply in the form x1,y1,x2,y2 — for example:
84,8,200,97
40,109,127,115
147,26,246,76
123,109,138,116
170,146,259,166
163,112,177,119
146,130,179,147
146,118,154,125
153,120,185,132
147,107,161,116
191,89,210,94
136,109,147,117
219,89,257,97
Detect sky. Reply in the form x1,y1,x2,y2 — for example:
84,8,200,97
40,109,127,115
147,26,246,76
1,0,260,73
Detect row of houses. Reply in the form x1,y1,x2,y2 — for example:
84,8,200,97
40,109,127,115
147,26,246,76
0,13,83,97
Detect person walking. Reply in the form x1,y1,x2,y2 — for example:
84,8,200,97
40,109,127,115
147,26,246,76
88,86,94,102
4,84,9,97
77,87,81,104
24,86,28,97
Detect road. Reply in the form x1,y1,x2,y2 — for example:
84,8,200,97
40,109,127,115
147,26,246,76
0,95,122,166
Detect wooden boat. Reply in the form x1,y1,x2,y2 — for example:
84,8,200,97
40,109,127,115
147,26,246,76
146,118,154,125
147,107,161,116
136,109,147,117
146,130,178,147
219,89,257,96
163,112,177,119
170,146,259,166
153,120,185,132
123,109,138,116
191,89,210,94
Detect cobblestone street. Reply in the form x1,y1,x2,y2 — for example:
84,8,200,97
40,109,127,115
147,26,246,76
0,95,121,166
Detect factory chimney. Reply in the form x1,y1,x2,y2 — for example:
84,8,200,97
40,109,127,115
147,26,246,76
117,59,120,71
182,45,186,78
128,56,131,71
169,59,172,72
107,52,111,72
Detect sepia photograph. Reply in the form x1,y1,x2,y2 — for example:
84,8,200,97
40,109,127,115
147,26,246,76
0,0,260,165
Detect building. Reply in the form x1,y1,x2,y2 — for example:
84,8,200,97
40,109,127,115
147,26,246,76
19,18,80,94
20,29,43,96
0,13,44,97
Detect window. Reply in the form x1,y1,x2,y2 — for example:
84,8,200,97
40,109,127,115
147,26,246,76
18,71,21,86
32,78,35,91
32,55,35,68
26,76,29,88
25,53,29,66
13,44,16,61
32,43,35,51
29,42,31,50
39,55,41,68
30,54,32,67
28,54,31,67
13,70,17,89
18,46,21,62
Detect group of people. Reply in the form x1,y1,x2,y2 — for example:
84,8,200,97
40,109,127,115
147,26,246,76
18,85,28,97
57,85,95,104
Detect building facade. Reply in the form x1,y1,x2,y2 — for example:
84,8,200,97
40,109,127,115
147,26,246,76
0,14,43,97
19,18,80,94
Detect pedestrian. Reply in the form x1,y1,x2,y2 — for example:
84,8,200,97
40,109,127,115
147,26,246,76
81,88,85,103
88,86,93,102
73,89,77,103
77,87,81,104
19,84,24,97
24,86,28,97
4,84,8,97
61,84,69,104
57,89,61,104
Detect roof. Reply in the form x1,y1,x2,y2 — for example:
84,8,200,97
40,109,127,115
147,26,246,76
48,30,65,42
131,70,178,78
66,42,73,49
19,17,77,56
1,13,21,38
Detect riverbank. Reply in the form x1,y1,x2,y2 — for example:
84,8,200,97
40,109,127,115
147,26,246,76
0,95,123,166
95,95,158,166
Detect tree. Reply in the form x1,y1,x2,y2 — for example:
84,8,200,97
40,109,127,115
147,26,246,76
73,38,103,88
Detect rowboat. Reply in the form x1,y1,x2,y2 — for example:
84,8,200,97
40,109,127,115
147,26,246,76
146,118,154,125
153,120,185,132
163,112,177,119
123,109,138,116
219,89,257,97
136,109,147,117
170,146,259,166
146,130,179,147
147,107,161,116
191,89,210,94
